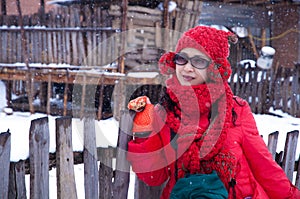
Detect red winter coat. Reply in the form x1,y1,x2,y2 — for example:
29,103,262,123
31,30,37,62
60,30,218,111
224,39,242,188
127,97,300,199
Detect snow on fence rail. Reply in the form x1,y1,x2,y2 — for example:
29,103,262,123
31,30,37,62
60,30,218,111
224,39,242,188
0,111,300,199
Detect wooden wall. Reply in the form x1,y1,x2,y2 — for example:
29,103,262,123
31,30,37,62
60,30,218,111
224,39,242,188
272,5,300,68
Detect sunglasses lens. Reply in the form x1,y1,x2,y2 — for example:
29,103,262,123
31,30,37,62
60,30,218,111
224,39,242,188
191,57,210,69
174,53,211,69
174,54,188,65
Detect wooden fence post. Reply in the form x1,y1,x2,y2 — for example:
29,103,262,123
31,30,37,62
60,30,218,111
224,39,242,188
282,130,299,182
56,116,77,199
113,79,126,121
83,116,99,199
113,110,134,199
267,131,279,160
0,131,11,199
295,154,300,189
134,178,163,199
98,147,115,199
29,117,49,199
9,160,27,199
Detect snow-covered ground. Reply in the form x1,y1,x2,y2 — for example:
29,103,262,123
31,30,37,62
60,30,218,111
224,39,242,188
0,80,299,198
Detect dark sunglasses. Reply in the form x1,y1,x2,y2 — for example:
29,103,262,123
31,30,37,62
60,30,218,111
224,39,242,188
174,53,211,69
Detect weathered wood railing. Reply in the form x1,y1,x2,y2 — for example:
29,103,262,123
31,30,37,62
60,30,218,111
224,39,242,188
1,62,299,122
230,63,300,117
0,111,299,199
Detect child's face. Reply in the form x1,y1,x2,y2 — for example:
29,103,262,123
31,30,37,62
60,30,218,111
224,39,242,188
175,48,211,86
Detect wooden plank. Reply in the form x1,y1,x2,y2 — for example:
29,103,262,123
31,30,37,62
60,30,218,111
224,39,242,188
274,67,283,110
2,31,8,62
29,117,49,199
38,30,42,63
80,75,86,119
155,22,162,48
291,66,299,117
0,131,11,199
87,31,93,66
98,32,105,66
8,161,27,199
282,130,299,182
267,131,279,160
240,68,248,99
252,69,260,112
6,33,11,63
282,70,290,113
7,33,12,63
47,30,53,63
52,31,58,63
71,31,79,65
78,32,86,66
0,67,162,85
46,74,51,115
57,30,63,64
128,6,162,15
135,177,163,199
56,117,78,199
101,32,108,66
41,28,47,64
12,32,17,62
97,77,104,120
263,70,271,112
31,31,37,63
92,31,97,66
295,154,300,189
63,83,69,116
83,116,99,199
113,79,126,121
98,147,114,199
256,70,264,113
0,31,2,61
5,80,12,107
61,30,67,64
112,110,134,199
63,7,70,64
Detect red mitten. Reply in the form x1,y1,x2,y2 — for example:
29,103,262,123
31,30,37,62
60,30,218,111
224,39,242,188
127,96,154,138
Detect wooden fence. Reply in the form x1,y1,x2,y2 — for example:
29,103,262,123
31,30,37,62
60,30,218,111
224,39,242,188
230,63,300,117
0,1,202,71
1,62,299,123
0,111,299,199
0,6,120,68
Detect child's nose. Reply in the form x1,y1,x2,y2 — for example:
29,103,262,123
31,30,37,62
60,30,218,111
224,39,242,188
183,61,194,71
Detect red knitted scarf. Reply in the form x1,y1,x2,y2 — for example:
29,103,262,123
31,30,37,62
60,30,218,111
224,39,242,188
165,76,234,180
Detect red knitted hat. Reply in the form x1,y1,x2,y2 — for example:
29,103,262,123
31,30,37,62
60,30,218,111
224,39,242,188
159,26,238,81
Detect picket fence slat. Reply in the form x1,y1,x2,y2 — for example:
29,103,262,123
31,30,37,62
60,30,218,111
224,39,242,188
282,130,299,182
98,147,115,199
296,154,300,189
1,114,300,199
83,116,99,199
113,110,134,199
8,161,27,199
56,117,78,199
29,116,50,199
134,178,163,199
0,131,11,199
267,131,279,160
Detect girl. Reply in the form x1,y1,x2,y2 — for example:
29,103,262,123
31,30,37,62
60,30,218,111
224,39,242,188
127,26,300,199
